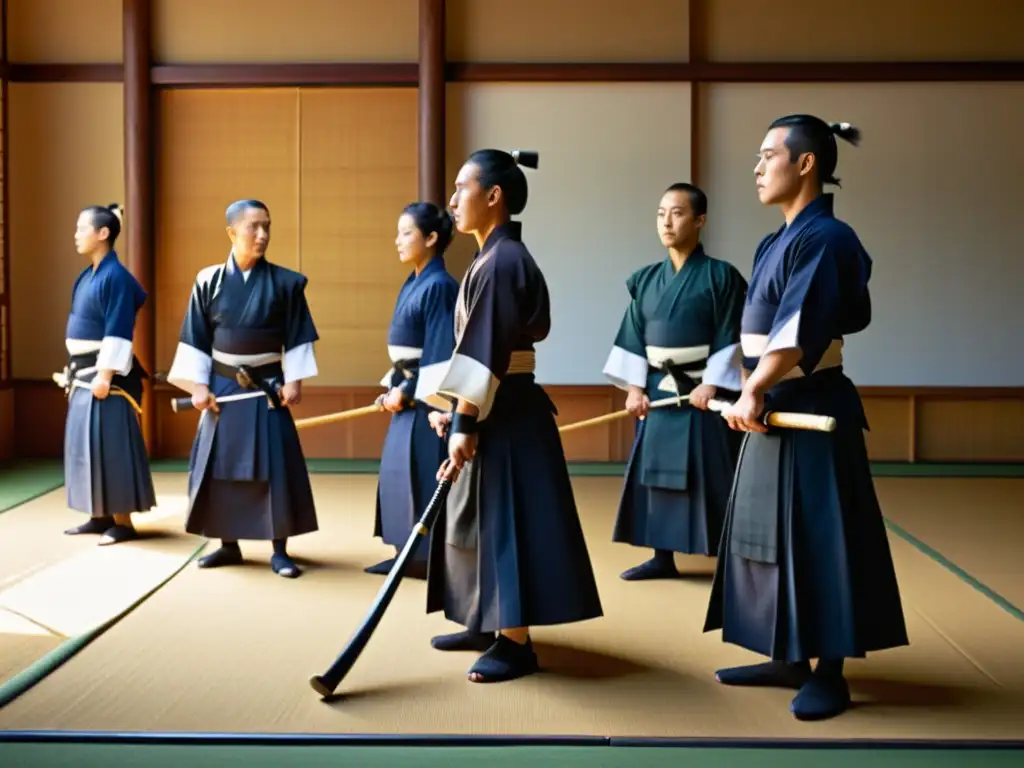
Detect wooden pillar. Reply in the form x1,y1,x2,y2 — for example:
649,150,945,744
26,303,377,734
123,0,156,455
418,0,446,206
688,0,707,186
1,0,10,388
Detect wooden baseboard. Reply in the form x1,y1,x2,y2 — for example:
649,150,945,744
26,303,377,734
9,379,1024,463
0,388,13,461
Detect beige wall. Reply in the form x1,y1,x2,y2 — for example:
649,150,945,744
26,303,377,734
151,0,418,64
155,88,418,385
704,0,1024,62
7,83,125,381
6,0,123,63
446,0,690,62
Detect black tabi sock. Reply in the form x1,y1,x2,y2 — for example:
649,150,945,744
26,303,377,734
620,548,678,581
271,538,300,578
64,517,114,535
715,660,812,689
98,524,139,545
197,541,243,569
814,658,845,678
431,630,496,652
792,659,851,721
468,635,539,683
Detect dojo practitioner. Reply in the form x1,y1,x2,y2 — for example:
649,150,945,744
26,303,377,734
420,149,604,682
62,204,156,545
166,199,320,579
368,202,459,580
704,115,908,720
603,183,746,580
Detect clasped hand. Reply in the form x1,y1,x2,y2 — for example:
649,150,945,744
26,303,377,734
722,388,768,433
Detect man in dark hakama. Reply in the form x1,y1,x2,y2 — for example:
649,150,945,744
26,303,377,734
62,204,156,545
604,183,746,580
704,115,908,721
421,149,604,682
166,199,320,579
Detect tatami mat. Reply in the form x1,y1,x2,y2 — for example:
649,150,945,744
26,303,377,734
0,476,204,689
876,477,1024,616
0,475,1021,742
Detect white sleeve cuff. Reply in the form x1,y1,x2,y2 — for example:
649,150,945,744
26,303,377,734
96,336,134,376
602,345,648,390
425,353,500,420
166,343,212,394
701,343,744,391
283,342,318,384
764,311,801,355
413,360,450,403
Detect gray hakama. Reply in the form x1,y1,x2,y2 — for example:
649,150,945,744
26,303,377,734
62,251,156,527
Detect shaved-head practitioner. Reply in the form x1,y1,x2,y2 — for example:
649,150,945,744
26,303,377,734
166,199,321,578
421,149,604,683
704,115,908,720
603,183,746,580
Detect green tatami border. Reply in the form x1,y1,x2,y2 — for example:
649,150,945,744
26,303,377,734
0,741,1022,767
0,460,67,515
0,540,209,710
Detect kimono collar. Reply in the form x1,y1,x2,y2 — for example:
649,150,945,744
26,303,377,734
418,254,446,278
787,193,835,230
479,220,522,254
227,251,266,275
92,250,119,273
668,242,707,272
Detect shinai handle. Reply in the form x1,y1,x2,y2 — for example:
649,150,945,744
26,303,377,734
707,399,836,433
171,396,192,413
557,395,690,434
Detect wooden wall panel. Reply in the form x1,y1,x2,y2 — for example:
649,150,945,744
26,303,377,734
916,397,1024,462
155,89,300,373
151,0,418,64
446,0,690,63
298,88,419,386
13,381,1024,462
0,388,12,460
861,396,915,462
7,0,123,64
7,83,124,380
704,0,1024,62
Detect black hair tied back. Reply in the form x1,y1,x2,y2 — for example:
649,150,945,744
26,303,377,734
829,122,861,146
510,149,540,169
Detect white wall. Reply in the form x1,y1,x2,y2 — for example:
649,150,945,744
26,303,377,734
447,81,1024,387
700,82,1024,387
446,82,692,385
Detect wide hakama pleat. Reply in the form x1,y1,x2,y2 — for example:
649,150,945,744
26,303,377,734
64,385,156,518
613,408,738,555
374,404,447,560
184,373,317,541
425,375,604,633
704,369,908,662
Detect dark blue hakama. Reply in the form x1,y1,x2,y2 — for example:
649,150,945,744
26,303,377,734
62,251,155,519
703,194,908,664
